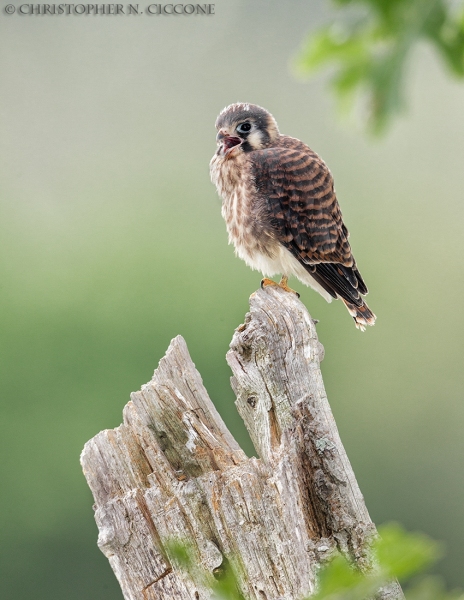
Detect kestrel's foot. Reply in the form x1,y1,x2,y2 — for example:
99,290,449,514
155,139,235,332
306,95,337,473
260,276,300,298
278,275,300,298
260,277,278,289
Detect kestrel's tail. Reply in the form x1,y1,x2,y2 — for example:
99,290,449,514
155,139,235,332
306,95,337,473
306,261,376,332
341,298,376,332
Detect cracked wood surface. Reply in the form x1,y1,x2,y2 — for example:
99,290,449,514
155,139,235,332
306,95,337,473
81,286,404,600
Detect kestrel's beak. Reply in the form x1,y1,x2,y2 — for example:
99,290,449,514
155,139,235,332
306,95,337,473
216,129,242,155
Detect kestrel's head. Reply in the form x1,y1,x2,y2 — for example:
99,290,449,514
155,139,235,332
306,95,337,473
215,103,279,157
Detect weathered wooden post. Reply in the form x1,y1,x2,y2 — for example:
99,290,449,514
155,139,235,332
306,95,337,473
81,286,403,599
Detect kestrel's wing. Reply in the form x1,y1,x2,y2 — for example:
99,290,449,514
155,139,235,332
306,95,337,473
250,144,369,308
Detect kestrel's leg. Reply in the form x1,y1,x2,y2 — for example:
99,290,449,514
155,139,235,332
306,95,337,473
261,275,300,298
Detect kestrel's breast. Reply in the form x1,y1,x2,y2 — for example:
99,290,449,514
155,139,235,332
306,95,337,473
210,152,277,268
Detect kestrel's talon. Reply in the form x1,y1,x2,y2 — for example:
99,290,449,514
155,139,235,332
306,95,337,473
261,278,279,289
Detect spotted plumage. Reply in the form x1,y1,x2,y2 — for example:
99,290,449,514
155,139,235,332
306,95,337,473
210,103,376,330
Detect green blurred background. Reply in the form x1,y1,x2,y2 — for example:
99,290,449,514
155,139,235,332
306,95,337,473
1,1,463,597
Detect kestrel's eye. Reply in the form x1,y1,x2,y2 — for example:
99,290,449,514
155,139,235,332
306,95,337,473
237,122,252,133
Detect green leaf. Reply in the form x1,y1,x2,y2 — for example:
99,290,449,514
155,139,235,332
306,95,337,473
293,0,464,134
375,523,442,580
164,538,195,570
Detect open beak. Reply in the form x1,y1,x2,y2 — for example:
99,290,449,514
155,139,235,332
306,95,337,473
222,136,242,151
217,130,242,155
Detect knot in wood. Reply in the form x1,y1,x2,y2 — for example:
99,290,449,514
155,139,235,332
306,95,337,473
247,395,257,408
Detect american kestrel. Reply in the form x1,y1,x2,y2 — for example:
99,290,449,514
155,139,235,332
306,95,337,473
210,103,376,331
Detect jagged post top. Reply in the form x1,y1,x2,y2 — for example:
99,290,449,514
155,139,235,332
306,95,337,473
227,286,325,464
